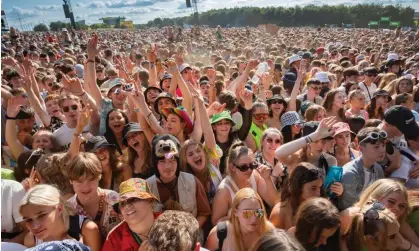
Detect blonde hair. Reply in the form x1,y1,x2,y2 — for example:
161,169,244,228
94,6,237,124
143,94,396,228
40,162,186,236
231,188,272,251
346,201,399,251
355,179,410,221
408,190,419,210
19,184,73,230
179,140,210,182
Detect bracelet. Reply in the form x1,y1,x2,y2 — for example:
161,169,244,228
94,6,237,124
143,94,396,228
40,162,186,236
304,136,312,144
146,112,153,119
73,132,82,137
87,59,95,64
5,115,17,120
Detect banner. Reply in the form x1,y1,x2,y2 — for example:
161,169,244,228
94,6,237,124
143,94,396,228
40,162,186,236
369,21,379,26
380,17,390,22
389,21,400,26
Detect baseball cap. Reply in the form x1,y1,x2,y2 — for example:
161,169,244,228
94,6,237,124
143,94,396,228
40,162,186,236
316,47,325,54
113,178,159,213
302,121,319,136
372,90,392,102
179,63,192,73
84,136,115,153
122,122,144,146
384,105,419,138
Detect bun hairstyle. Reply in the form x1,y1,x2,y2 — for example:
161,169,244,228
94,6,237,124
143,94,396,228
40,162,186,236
226,141,252,176
151,134,181,178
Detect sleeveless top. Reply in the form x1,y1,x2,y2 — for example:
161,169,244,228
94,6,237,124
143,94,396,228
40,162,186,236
147,172,198,216
218,175,258,201
35,215,86,245
249,123,267,150
208,164,223,203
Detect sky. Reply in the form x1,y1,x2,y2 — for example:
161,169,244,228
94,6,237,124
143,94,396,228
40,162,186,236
1,0,419,30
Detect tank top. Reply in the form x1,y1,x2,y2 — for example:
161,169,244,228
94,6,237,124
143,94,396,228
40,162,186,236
219,175,258,201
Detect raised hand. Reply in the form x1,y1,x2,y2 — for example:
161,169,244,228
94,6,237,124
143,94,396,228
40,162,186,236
61,73,84,95
166,59,179,75
207,68,216,82
1,56,19,66
147,47,157,63
330,182,344,196
76,104,92,133
246,59,260,71
314,116,337,140
257,164,272,180
207,102,226,117
87,33,99,59
7,97,23,118
240,88,253,110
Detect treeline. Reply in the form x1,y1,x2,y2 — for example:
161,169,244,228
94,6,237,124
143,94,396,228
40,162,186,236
141,4,415,28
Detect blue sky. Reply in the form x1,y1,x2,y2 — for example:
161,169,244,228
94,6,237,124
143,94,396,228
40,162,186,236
2,0,419,30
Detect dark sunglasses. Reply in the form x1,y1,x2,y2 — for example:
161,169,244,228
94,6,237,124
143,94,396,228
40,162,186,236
119,197,142,209
266,138,281,144
270,100,284,105
310,86,322,91
234,161,259,172
51,85,61,91
63,104,78,112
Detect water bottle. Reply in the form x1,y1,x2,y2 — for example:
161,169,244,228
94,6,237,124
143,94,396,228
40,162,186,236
251,62,269,84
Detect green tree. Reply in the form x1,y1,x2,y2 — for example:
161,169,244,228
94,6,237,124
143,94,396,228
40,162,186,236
33,23,49,32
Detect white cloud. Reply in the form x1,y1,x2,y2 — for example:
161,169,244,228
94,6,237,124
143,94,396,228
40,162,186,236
34,5,61,11
91,7,166,16
7,6,40,18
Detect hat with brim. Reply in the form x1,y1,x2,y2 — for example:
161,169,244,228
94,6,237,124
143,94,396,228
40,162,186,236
105,78,123,96
332,122,355,137
179,64,192,73
144,86,162,104
84,136,115,153
159,73,173,89
372,90,392,102
289,55,302,65
384,105,419,138
267,95,288,107
153,92,177,114
113,178,159,214
210,110,235,126
122,122,144,146
161,106,194,133
280,111,304,130
386,59,402,67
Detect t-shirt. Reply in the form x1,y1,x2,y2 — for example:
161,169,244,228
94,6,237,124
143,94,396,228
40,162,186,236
53,123,90,150
1,179,25,239
390,147,419,188
359,82,377,104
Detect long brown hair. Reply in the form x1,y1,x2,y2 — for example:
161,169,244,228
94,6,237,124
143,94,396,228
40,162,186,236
322,89,345,121
295,198,340,250
179,140,210,184
280,162,325,216
127,131,152,176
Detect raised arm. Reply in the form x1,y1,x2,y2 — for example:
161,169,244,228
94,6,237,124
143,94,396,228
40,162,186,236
166,60,193,116
67,105,92,162
147,47,158,87
5,98,25,159
237,88,254,141
287,61,306,112
275,116,337,162
84,34,103,109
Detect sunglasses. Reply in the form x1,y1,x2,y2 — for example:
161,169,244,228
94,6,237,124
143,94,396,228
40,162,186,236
119,197,142,209
63,104,78,113
310,86,322,91
240,208,265,219
254,114,269,120
270,100,284,105
359,131,387,144
234,161,259,172
266,138,281,144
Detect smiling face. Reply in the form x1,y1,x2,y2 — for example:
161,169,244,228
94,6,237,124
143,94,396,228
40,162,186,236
261,133,282,155
398,80,413,94
380,191,408,219
252,106,269,127
120,198,153,225
158,98,175,114
32,132,54,151
213,119,232,137
185,143,206,171
161,79,171,92
108,111,127,134
21,204,61,241
61,99,82,122
94,147,110,166
146,89,160,104
335,131,351,148
269,100,285,115
46,99,61,117
109,86,127,106
232,152,255,179
127,131,145,151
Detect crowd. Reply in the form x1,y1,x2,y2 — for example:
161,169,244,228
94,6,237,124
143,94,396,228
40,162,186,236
1,24,419,251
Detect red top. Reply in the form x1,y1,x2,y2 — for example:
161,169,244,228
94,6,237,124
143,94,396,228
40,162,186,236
102,213,160,251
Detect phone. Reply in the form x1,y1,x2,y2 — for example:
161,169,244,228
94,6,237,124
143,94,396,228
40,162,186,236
386,141,394,155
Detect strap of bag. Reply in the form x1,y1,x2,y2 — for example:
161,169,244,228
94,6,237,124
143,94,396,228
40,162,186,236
216,221,228,251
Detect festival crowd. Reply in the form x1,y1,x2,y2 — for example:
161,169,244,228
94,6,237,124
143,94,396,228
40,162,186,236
1,25,419,251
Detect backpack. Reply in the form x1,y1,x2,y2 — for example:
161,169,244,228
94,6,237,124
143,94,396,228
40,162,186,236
216,221,228,251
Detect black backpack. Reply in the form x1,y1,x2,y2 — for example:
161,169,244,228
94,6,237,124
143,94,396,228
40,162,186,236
216,221,227,251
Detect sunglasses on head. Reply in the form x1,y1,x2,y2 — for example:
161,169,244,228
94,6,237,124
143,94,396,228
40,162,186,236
63,104,78,112
254,114,269,120
240,208,265,219
266,138,281,144
359,131,387,144
52,85,60,91
234,161,259,172
364,202,386,235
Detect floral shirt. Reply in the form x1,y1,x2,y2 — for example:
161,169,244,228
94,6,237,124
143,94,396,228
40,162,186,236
254,151,288,190
67,188,121,239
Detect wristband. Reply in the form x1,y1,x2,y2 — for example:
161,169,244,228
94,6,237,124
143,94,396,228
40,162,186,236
146,112,153,119
87,59,95,64
73,132,82,137
304,136,313,144
5,115,17,120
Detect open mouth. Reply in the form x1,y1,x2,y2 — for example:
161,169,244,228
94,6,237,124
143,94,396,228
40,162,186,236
113,124,122,129
98,155,106,161
131,140,140,148
194,157,203,166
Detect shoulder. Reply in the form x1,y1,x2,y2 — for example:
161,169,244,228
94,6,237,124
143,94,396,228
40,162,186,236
104,221,127,240
23,231,35,248
101,189,120,204
324,153,338,166
82,219,100,234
